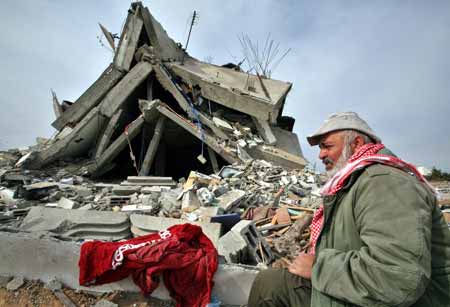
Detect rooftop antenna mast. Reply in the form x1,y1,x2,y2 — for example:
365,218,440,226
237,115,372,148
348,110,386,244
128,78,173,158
182,10,198,65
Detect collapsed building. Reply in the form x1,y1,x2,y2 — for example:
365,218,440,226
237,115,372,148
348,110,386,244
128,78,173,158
0,2,323,306
24,1,306,180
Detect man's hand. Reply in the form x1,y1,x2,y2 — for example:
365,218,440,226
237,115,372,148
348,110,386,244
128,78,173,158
288,253,315,280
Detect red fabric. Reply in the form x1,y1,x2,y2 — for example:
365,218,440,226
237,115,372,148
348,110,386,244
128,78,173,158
308,143,434,255
78,223,218,307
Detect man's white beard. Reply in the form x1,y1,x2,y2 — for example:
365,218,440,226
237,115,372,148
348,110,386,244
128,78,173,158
326,144,353,179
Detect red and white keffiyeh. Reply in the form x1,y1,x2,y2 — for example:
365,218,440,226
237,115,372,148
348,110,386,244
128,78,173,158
308,143,434,255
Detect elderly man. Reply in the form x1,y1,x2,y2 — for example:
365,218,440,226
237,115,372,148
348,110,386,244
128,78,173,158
248,112,450,307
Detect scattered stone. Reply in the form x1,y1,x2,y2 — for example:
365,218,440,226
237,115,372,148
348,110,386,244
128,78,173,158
216,189,246,211
57,197,77,209
6,276,24,291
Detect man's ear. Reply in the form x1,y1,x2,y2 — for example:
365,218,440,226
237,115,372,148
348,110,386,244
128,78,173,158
351,135,366,152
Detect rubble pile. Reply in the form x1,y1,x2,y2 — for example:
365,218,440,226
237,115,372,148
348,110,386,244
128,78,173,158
435,182,450,225
1,147,321,266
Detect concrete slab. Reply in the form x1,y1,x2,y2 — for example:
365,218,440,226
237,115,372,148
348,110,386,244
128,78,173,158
114,13,143,72
271,126,304,158
168,58,292,123
130,214,221,247
51,64,125,131
152,67,229,141
29,106,108,168
138,6,185,62
20,207,131,241
248,145,307,170
252,117,277,145
100,62,153,118
0,231,258,305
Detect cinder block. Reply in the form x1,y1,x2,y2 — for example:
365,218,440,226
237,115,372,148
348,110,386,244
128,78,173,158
219,220,273,265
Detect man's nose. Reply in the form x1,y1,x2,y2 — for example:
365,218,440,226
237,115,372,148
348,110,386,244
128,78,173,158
319,149,327,160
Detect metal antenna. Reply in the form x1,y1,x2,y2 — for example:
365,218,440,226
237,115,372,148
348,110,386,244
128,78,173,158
182,10,198,64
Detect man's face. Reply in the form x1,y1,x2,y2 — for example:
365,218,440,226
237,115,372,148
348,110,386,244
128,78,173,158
318,132,345,171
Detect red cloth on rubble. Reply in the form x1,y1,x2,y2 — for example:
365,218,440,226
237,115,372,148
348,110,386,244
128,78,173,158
79,223,218,307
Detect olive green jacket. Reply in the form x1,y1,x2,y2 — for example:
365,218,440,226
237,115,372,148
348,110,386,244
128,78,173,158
311,154,450,306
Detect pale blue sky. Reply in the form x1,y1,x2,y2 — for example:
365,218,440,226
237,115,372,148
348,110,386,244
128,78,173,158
0,1,449,171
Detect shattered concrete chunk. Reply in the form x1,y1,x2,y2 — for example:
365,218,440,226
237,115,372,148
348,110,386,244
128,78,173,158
216,189,246,211
6,276,24,291
57,197,77,209
181,190,200,212
212,117,234,131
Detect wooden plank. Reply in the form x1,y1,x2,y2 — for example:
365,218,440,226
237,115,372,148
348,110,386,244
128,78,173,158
99,62,153,118
275,207,291,224
139,115,166,176
51,64,124,130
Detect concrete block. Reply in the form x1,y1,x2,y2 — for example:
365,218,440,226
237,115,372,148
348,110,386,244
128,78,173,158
181,190,200,212
220,220,273,265
216,189,246,211
0,231,258,305
130,214,221,247
218,231,249,264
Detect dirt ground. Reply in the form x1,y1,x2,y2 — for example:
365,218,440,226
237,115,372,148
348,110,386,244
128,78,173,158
0,279,174,307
